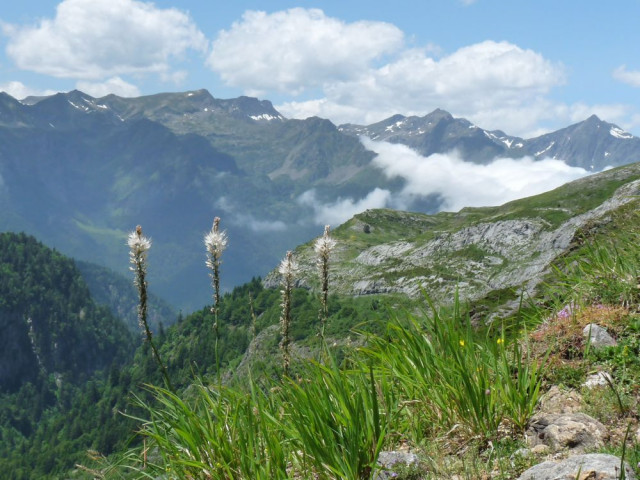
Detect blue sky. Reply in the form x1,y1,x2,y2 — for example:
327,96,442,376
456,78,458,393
1,0,640,137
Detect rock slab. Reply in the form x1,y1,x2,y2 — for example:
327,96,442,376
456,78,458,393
518,453,635,480
527,413,608,452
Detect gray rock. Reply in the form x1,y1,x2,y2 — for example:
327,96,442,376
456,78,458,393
538,386,584,414
527,413,608,452
583,324,617,348
374,451,419,480
518,453,635,480
583,371,614,388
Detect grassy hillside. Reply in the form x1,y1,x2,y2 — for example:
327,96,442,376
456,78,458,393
5,162,640,478
80,191,640,479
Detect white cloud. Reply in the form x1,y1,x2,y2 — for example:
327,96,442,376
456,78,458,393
76,76,140,97
207,8,404,95
3,0,207,80
0,81,58,99
613,65,640,88
362,137,592,212
234,213,287,233
216,196,287,232
277,40,566,136
296,137,594,227
299,188,392,225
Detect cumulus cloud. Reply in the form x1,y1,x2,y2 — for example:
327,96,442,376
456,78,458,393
362,137,592,212
277,40,566,136
207,8,404,95
613,65,640,88
3,0,207,80
0,81,58,99
299,188,392,225
76,76,140,97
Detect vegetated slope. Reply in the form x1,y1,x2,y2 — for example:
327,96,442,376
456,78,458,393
5,162,640,478
74,174,640,480
0,90,384,312
266,162,640,315
75,260,178,334
0,232,135,393
0,233,137,477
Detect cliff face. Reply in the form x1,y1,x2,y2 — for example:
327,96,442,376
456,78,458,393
265,163,640,310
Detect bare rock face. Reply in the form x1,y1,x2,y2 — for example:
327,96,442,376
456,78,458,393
526,413,608,452
517,453,636,480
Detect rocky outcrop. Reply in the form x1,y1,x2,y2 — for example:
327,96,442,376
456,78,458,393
518,453,636,480
266,166,640,313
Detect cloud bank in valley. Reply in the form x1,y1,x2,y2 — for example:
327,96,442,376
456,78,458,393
300,138,594,226
298,188,393,226
216,197,287,233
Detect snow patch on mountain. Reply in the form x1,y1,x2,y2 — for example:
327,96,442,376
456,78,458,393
610,126,634,139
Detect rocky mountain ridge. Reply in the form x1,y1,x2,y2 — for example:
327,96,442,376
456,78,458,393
1,88,640,311
339,110,640,170
267,162,640,313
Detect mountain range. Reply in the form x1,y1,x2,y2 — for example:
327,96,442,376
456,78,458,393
0,88,639,310
3,131,640,477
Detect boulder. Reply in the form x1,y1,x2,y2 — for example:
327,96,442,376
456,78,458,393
527,413,608,452
538,386,584,414
518,453,635,480
583,324,617,348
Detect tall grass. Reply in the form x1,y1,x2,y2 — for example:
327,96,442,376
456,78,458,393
100,222,555,480
279,349,391,480
130,379,289,479
362,294,545,442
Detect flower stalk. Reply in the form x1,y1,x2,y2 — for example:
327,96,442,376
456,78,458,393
204,217,227,381
279,250,298,376
128,225,173,391
314,225,336,338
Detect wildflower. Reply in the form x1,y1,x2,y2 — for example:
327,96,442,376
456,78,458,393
204,217,227,381
314,225,337,258
279,251,298,376
459,339,465,347
204,217,228,267
204,217,227,315
128,225,151,334
127,225,173,391
314,225,336,336
497,338,504,345
556,304,573,320
128,225,152,259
